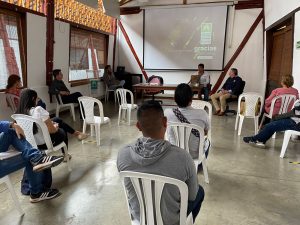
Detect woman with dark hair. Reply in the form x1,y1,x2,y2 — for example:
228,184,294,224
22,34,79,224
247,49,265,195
6,74,47,109
164,83,210,164
16,89,87,155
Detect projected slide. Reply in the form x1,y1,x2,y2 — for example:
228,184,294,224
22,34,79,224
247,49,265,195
144,6,228,70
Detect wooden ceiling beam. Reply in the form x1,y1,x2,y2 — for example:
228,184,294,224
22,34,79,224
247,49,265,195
235,0,264,10
120,7,142,15
120,0,134,7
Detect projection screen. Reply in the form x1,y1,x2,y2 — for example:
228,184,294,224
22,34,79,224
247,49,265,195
144,5,228,70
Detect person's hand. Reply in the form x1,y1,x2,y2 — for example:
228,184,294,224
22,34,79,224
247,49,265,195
11,123,25,139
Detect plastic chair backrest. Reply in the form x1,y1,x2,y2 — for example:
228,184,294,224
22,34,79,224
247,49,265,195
120,171,189,225
269,94,297,116
116,88,135,108
191,100,212,123
167,122,204,161
78,96,104,123
11,114,53,150
6,94,19,112
237,92,264,117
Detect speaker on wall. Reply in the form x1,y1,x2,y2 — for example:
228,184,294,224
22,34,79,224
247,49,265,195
102,0,120,19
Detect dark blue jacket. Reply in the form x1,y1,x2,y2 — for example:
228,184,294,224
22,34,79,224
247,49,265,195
222,76,243,96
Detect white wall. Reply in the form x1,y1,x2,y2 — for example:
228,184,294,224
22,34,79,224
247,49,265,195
1,13,111,120
293,12,300,91
117,7,264,95
265,0,300,28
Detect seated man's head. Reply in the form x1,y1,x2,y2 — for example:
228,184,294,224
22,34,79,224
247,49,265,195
53,69,63,80
136,101,167,139
175,83,193,108
105,65,112,74
198,63,204,74
229,68,238,77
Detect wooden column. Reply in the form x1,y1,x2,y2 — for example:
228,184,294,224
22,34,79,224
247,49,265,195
46,0,54,86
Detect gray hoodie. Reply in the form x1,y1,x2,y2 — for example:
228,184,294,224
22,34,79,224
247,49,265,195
117,137,199,225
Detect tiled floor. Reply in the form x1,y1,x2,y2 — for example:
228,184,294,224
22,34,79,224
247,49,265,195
1,100,300,225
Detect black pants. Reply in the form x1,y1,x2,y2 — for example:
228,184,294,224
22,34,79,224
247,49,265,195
52,117,75,135
187,185,205,221
61,92,82,104
38,128,68,152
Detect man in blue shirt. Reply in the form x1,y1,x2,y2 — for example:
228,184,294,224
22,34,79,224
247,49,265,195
210,68,243,116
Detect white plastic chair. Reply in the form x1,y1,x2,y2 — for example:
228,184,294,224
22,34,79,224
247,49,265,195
234,93,264,135
55,94,76,121
116,88,138,125
259,94,297,138
104,83,117,103
0,150,24,216
280,100,300,158
120,171,193,225
6,93,19,113
191,100,212,141
78,96,111,146
11,114,71,171
167,122,209,184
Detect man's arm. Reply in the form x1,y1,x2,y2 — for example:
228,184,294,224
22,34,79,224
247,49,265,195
231,77,243,96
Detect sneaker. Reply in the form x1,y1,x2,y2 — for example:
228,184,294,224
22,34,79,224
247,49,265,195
30,188,61,203
77,133,88,141
243,137,266,148
243,136,256,144
63,153,72,162
32,155,64,172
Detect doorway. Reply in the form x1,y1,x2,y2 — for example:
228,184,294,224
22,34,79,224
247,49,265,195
266,19,293,97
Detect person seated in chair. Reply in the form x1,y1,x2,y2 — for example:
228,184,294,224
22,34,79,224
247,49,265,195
0,120,64,202
49,69,83,105
103,65,125,90
117,101,204,224
260,74,299,125
243,101,300,148
164,83,210,163
188,64,210,101
210,68,243,116
6,74,46,109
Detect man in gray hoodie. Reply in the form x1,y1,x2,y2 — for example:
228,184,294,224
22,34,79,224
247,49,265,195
117,101,205,225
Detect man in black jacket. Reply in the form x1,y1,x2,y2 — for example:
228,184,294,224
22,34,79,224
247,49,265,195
210,68,243,116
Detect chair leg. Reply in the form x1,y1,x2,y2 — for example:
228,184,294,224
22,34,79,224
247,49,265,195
3,176,24,215
128,109,131,125
118,108,122,126
90,124,95,137
238,116,244,136
63,146,72,172
272,132,277,139
254,117,259,135
56,106,60,118
96,125,101,146
202,158,209,184
259,115,265,130
70,105,76,122
234,114,239,131
280,130,292,158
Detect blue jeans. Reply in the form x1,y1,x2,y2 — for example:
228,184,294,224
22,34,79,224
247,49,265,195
187,185,205,221
0,129,48,194
254,118,300,143
201,87,210,101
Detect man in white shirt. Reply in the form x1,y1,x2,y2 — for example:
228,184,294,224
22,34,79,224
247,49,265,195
198,64,210,101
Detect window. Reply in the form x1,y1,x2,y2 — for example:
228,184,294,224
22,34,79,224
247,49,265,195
69,27,107,82
0,9,26,90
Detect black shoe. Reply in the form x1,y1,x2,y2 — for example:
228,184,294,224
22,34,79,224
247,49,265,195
32,155,64,172
30,189,61,203
243,137,266,148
